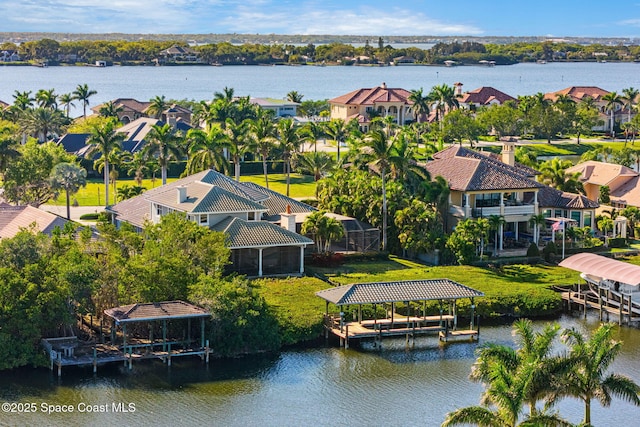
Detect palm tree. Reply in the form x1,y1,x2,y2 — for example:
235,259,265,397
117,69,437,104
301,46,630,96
98,101,124,119
286,90,304,103
85,120,125,206
556,324,640,426
487,215,506,256
362,128,398,251
73,83,98,119
295,151,335,182
124,151,149,186
301,211,344,253
147,95,168,119
49,162,87,219
538,158,582,192
303,120,326,153
144,123,183,185
185,126,230,175
0,130,20,179
408,87,430,123
35,88,58,110
58,93,75,118
94,147,127,205
621,87,639,125
277,118,302,197
429,83,460,130
19,107,67,142
603,91,622,137
12,90,34,112
444,319,571,427
529,213,547,245
325,118,350,162
425,175,451,231
248,114,278,188
214,86,235,102
224,118,250,181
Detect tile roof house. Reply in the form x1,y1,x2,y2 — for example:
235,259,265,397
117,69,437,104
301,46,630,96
91,98,151,124
544,86,619,132
423,142,598,252
157,45,200,63
0,205,69,239
328,83,415,131
455,83,516,109
107,169,314,277
566,160,640,209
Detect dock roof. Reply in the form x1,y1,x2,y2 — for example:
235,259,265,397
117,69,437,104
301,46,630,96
104,301,210,323
559,253,640,287
316,279,484,305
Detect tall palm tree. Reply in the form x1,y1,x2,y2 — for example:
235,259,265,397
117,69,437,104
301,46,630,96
58,93,75,118
555,324,640,426
19,107,67,142
277,118,302,197
85,120,125,205
408,87,430,123
295,151,335,182
621,87,639,125
362,128,398,251
49,162,87,219
94,146,127,205
35,88,58,110
538,157,583,193
603,91,622,137
248,114,278,188
144,123,183,185
429,83,460,130
224,118,250,181
147,95,168,119
214,86,235,102
124,150,149,186
73,83,98,118
325,118,349,162
185,126,230,175
303,120,326,153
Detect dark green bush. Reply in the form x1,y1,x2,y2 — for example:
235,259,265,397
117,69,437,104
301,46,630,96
608,237,628,248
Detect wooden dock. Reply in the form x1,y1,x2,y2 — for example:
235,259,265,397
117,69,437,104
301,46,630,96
562,289,640,325
324,314,479,348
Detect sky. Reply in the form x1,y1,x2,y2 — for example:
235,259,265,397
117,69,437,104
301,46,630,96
1,0,639,38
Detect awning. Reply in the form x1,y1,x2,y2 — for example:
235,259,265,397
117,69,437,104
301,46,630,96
559,253,640,286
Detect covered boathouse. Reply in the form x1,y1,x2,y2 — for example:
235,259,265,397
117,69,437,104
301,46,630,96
316,279,484,348
43,301,212,376
559,253,640,325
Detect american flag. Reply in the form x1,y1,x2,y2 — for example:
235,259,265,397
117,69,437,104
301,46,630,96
552,220,564,231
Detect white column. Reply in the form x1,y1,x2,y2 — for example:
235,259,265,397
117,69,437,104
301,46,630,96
258,248,263,277
499,223,504,250
500,192,505,216
515,222,519,240
299,246,305,274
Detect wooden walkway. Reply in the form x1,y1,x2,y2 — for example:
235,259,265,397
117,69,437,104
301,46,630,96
562,290,640,325
324,314,479,348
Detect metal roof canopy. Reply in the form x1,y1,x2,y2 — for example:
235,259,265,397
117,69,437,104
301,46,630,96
104,300,210,324
559,253,640,287
316,279,484,306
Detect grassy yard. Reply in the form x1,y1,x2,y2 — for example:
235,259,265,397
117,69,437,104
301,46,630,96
240,173,316,199
47,173,316,206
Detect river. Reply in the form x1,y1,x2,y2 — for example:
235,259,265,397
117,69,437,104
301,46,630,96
2,314,640,427
1,62,640,118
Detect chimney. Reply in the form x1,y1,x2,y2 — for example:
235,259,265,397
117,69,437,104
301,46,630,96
380,82,387,89
177,186,187,203
280,204,296,232
454,82,463,96
501,140,515,166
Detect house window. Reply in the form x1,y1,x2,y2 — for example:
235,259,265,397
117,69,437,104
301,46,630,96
543,209,551,218
199,214,208,225
571,211,581,225
554,209,562,218
583,212,592,228
156,206,162,216
248,212,255,221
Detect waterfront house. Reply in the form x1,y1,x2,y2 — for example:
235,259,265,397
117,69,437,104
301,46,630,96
250,98,299,117
424,142,597,251
157,45,200,63
328,83,415,132
454,83,516,109
544,86,622,132
91,98,151,124
107,169,314,277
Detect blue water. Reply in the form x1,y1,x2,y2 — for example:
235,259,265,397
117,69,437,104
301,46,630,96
1,62,639,117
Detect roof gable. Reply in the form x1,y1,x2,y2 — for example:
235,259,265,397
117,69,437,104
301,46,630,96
329,85,414,106
459,87,515,105
211,216,312,248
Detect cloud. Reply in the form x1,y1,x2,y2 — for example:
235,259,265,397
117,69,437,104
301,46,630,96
619,18,640,27
220,5,483,36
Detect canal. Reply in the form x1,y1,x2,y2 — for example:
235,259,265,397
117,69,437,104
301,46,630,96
2,314,640,426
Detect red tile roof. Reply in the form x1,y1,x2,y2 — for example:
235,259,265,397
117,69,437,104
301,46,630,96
329,85,414,106
459,87,515,105
544,86,610,103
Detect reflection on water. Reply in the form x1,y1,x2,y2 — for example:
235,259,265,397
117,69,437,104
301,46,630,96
2,314,640,426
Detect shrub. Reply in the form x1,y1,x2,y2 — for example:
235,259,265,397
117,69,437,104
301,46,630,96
79,212,101,220
310,252,344,267
542,241,557,262
608,237,628,248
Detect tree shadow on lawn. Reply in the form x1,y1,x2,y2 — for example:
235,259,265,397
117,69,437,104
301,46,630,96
485,264,550,284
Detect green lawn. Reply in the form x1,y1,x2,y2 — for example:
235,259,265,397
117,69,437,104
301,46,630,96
47,173,316,206
240,173,317,198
